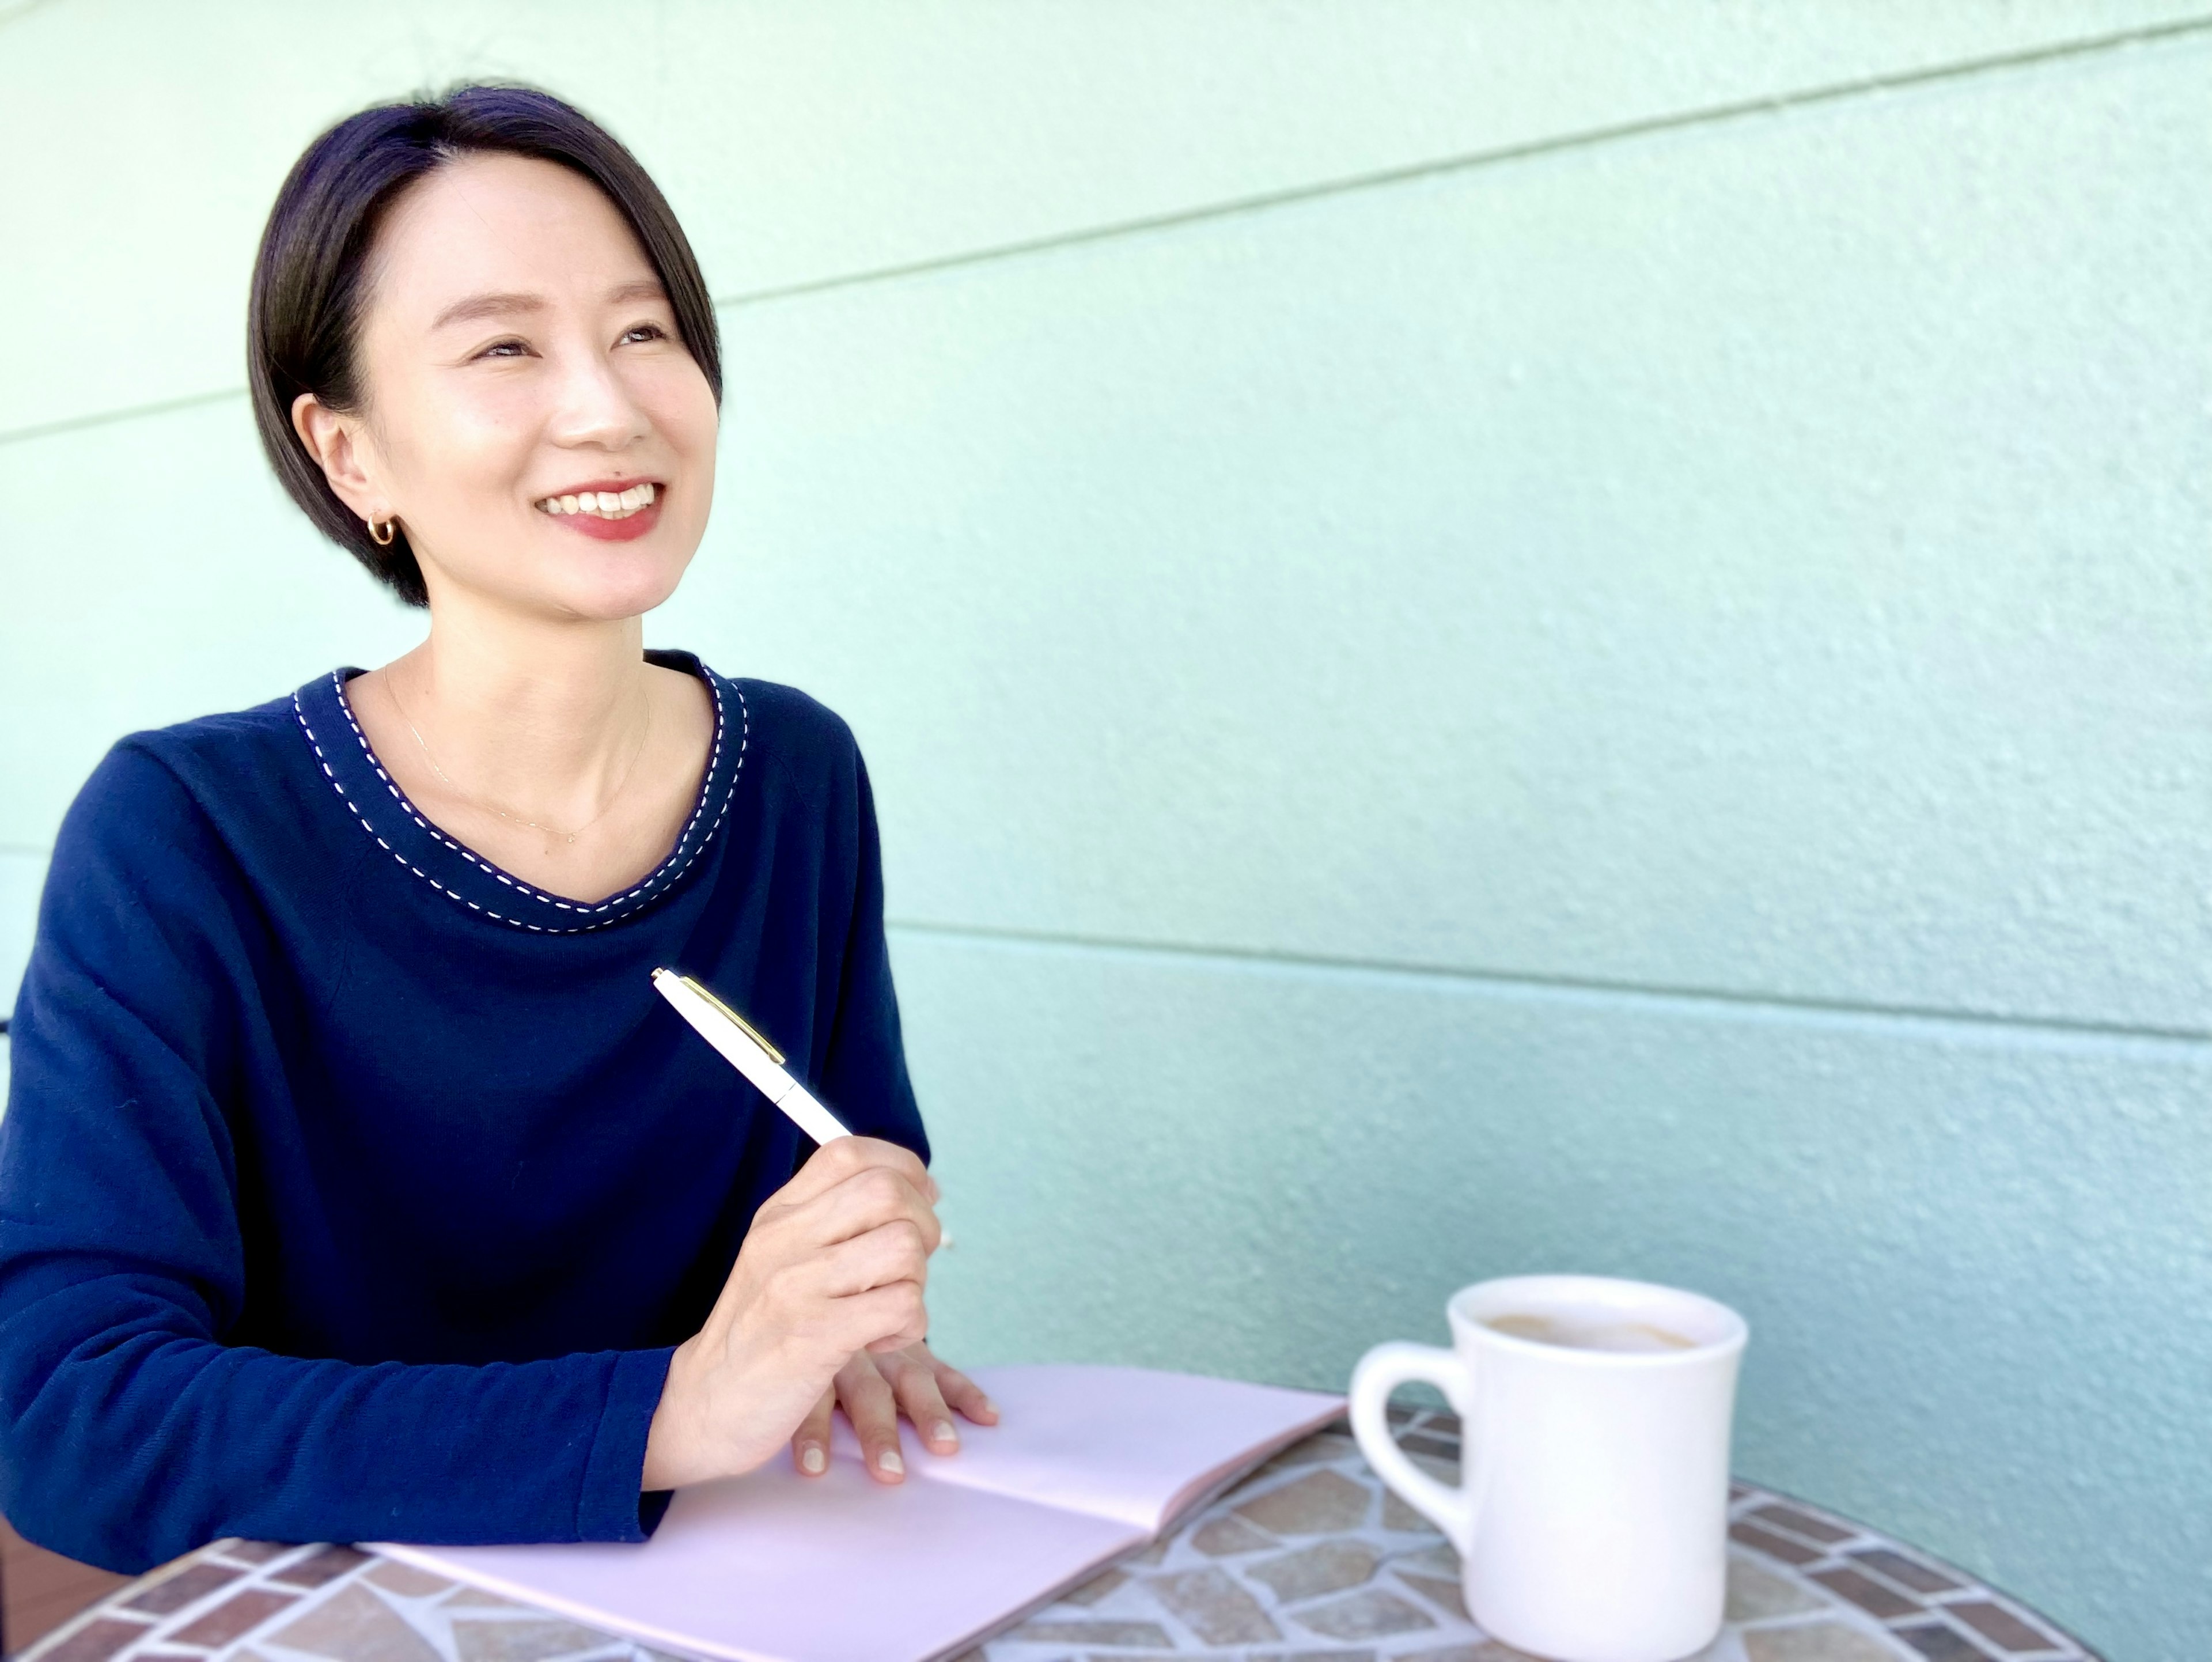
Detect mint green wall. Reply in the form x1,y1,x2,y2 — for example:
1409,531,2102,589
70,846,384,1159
3,6,2208,1655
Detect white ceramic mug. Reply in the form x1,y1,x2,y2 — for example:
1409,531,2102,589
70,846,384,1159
1350,1274,1748,1662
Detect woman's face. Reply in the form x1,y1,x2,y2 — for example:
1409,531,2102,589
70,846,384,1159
324,152,717,621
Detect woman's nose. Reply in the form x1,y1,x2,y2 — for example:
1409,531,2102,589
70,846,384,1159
548,338,651,448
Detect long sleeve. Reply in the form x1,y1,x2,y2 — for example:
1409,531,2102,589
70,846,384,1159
814,745,929,1160
0,743,671,1572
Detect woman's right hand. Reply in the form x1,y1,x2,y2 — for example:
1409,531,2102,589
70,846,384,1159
641,1136,941,1491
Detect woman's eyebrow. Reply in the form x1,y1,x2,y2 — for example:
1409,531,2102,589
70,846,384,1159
432,290,546,331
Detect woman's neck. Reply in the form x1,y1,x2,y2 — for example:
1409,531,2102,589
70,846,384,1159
385,605,654,832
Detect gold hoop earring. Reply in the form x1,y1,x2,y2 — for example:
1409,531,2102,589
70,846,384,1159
368,516,396,547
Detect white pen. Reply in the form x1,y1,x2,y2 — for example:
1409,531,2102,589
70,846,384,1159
651,967,952,1246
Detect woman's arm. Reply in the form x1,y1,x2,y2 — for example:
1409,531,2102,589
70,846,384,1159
0,744,670,1571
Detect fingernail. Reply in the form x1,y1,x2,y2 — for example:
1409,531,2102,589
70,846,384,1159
931,1420,957,1445
981,1396,999,1415
878,1449,904,1475
800,1444,825,1474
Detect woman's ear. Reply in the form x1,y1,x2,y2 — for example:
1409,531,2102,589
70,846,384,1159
291,392,388,523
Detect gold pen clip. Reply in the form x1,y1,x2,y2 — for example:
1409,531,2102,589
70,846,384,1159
677,974,786,1065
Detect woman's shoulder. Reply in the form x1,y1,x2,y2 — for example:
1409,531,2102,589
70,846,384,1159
93,686,313,804
60,679,332,864
668,659,876,832
662,652,865,792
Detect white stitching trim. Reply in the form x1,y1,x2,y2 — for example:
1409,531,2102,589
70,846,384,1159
293,664,747,935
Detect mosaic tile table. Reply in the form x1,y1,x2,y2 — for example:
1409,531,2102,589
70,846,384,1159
20,1406,2101,1662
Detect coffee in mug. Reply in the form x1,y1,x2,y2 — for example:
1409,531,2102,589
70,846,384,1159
1482,1311,1698,1353
1351,1274,1748,1662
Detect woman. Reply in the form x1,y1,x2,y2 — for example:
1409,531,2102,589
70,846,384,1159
0,83,993,1573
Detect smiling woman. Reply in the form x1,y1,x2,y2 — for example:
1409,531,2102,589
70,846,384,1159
0,85,991,1574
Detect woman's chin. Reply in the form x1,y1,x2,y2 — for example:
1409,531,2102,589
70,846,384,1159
550,565,688,622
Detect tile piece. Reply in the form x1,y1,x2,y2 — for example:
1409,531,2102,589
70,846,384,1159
1732,1521,1824,1566
1292,1589,1437,1640
1234,1470,1372,1535
1947,1603,2058,1653
1381,1490,1442,1535
1004,1617,1175,1647
1398,1433,1460,1460
1392,1543,1461,1576
1272,1433,1361,1468
1393,1571,1467,1621
1727,1559,1824,1622
365,1562,457,1597
168,1588,301,1647
1743,1623,1900,1662
120,1562,243,1616
452,1616,619,1662
444,1589,532,1609
1400,1647,1547,1662
1057,1566,1127,1606
268,1546,373,1589
1191,1512,1276,1556
269,1585,444,1662
35,1618,156,1662
1813,1567,1920,1620
1894,1624,1997,1661
1147,1566,1281,1644
1751,1505,1855,1546
1243,1651,1378,1662
1128,1537,1172,1566
1248,1542,1380,1602
1850,1550,1963,1597
215,1542,294,1565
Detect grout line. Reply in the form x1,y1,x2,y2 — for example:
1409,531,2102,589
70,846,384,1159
6,13,2211,450
706,10,2212,313
0,386,243,449
885,917,2212,1050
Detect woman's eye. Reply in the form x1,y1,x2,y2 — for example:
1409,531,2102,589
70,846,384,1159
476,339,529,359
620,323,669,344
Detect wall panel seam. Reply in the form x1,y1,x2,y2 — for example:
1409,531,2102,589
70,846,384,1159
885,919,2212,1053
7,12,2212,451
705,11,2212,316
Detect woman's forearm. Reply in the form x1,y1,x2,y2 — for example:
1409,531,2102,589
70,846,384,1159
0,1274,675,1573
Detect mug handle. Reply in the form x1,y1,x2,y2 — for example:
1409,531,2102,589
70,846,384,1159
1349,1341,1475,1553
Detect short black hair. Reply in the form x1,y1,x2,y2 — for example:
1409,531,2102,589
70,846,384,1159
248,82,722,607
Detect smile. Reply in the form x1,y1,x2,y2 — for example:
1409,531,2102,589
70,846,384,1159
536,481,658,519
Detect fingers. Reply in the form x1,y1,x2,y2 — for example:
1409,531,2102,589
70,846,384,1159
777,1136,937,1211
835,1353,907,1483
930,1358,1001,1428
790,1387,834,1477
765,1157,941,1260
885,1353,961,1455
805,1217,930,1304
836,1280,932,1357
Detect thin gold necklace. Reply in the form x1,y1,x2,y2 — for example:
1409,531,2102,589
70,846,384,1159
392,680,654,847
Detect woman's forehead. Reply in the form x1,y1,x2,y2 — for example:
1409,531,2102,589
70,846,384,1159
369,153,657,325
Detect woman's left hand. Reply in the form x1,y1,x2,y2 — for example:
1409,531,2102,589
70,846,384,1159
791,1339,999,1482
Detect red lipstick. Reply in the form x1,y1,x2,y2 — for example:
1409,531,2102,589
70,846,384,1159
537,479,664,543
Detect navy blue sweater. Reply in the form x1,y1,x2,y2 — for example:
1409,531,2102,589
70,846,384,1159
0,652,927,1572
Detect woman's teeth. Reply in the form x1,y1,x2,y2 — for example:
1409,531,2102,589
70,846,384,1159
537,482,658,518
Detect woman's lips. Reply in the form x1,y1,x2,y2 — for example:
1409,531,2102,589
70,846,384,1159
548,495,663,543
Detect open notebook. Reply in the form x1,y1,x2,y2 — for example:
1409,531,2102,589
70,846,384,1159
370,1364,1344,1662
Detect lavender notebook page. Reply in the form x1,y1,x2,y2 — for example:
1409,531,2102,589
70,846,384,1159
370,1364,1345,1662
